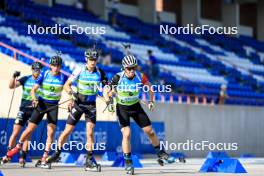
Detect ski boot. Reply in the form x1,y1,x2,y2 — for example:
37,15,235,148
19,157,26,167
0,156,11,165
84,156,101,172
157,150,175,166
19,150,28,168
44,151,61,169
35,159,42,167
125,159,134,175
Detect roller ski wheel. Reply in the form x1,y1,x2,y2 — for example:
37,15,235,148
125,159,134,175
125,165,134,175
0,156,11,165
40,162,51,169
84,157,101,172
19,158,26,168
179,157,186,163
126,167,135,175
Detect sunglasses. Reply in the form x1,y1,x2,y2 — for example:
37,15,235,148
87,58,97,61
32,69,41,72
126,66,137,71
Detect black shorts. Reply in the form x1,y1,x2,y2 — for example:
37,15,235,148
14,107,34,126
66,101,96,126
116,102,151,129
29,100,58,125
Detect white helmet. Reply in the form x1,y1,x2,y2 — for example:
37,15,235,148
122,55,137,68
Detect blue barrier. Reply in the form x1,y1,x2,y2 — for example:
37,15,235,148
0,170,3,176
199,158,247,173
59,152,78,164
75,153,86,166
112,154,143,168
101,151,118,161
0,118,164,157
200,151,247,173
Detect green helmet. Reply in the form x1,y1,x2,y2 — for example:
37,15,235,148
32,61,42,70
85,48,99,61
50,56,62,66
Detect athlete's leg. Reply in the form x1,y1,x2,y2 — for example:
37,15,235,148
84,104,101,171
131,103,175,164
8,124,22,149
58,124,75,148
45,123,56,152
6,122,38,159
46,103,83,164
142,125,159,147
121,126,131,153
86,122,95,151
116,104,134,173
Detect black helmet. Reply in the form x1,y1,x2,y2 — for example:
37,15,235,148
85,48,99,61
32,61,42,70
50,56,62,66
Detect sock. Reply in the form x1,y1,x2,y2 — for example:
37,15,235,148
86,151,93,159
20,150,27,159
154,144,161,154
17,141,23,148
56,146,62,154
123,153,132,160
42,150,49,159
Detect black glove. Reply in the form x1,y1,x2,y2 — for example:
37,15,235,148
13,71,21,78
106,96,113,105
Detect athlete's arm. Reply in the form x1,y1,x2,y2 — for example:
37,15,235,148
63,79,73,96
9,77,21,89
98,68,108,86
65,68,81,95
31,84,40,101
103,74,120,102
31,72,44,101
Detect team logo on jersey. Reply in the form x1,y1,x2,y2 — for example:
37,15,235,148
50,86,55,92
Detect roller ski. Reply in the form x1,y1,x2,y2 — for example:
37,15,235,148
157,150,176,166
84,156,101,172
0,156,11,165
125,159,134,175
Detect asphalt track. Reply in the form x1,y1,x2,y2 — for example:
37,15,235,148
1,158,264,176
